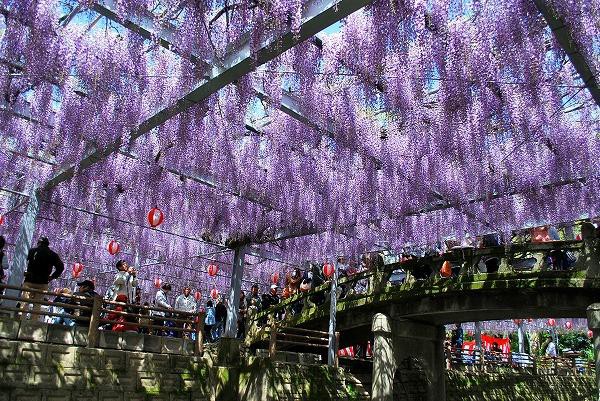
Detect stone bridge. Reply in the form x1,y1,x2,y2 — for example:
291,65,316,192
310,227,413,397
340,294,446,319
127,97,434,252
246,239,600,400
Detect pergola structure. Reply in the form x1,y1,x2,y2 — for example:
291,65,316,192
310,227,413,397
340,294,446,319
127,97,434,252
0,0,599,337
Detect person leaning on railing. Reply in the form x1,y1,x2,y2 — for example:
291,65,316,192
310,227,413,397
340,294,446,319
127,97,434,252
21,237,64,321
71,279,100,326
52,288,75,326
174,287,196,338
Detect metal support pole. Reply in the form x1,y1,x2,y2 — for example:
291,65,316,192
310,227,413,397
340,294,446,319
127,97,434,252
518,321,525,353
224,246,245,338
5,189,40,309
327,258,339,366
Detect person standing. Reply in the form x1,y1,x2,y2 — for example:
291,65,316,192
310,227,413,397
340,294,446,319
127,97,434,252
175,287,197,337
246,284,262,311
204,300,216,342
21,237,64,320
154,283,172,336
106,260,138,302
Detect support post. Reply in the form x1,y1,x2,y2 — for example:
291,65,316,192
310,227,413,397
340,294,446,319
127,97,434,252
586,304,600,401
224,246,245,338
474,321,483,365
87,295,102,348
371,313,394,401
195,311,205,356
517,321,525,353
5,189,40,309
327,258,339,366
268,315,277,359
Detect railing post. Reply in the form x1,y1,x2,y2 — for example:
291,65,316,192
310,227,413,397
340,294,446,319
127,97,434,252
195,312,205,356
87,295,102,348
268,315,277,359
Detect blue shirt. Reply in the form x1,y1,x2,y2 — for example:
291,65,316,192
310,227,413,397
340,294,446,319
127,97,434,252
205,307,216,325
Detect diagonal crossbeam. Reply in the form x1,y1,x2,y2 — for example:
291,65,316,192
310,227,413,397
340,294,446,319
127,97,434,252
88,0,335,138
41,0,374,193
533,0,600,107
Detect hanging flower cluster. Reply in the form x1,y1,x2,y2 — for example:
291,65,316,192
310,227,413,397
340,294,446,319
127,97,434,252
0,0,599,299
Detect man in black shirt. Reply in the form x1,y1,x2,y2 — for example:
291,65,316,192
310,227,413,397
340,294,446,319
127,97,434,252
21,237,64,320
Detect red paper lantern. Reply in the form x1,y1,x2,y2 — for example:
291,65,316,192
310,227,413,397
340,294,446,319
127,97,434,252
588,330,594,339
154,278,162,289
322,262,334,278
72,262,84,275
271,272,280,284
207,264,218,277
565,321,572,330
440,261,452,278
0,214,5,226
147,207,165,228
194,291,202,301
107,240,120,255
210,288,219,300
547,318,556,327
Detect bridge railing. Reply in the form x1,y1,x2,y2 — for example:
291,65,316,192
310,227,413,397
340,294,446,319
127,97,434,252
267,315,338,366
246,240,598,345
444,346,595,376
245,268,377,344
0,283,205,355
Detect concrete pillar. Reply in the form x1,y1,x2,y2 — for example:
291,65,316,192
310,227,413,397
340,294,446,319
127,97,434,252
224,246,245,338
433,325,447,401
5,189,40,308
474,321,482,350
586,304,600,401
517,321,525,353
327,258,339,366
372,313,394,401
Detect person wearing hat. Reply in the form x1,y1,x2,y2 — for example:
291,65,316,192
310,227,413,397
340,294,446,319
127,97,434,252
21,237,64,320
261,284,281,321
105,259,138,302
72,279,100,326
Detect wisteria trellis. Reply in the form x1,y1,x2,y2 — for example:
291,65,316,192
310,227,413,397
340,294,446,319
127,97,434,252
0,0,599,300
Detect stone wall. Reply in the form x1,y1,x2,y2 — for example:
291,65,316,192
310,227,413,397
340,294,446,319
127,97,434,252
0,338,369,401
446,370,597,401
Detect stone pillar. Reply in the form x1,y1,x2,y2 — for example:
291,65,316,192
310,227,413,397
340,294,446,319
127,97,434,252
474,321,483,350
372,313,394,401
432,325,447,401
517,321,525,354
586,303,600,401
6,190,40,309
224,246,245,338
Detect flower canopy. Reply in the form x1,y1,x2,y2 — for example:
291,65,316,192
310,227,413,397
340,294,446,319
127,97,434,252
0,0,599,299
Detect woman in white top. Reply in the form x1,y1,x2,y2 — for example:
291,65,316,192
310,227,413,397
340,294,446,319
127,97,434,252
106,260,138,302
154,283,173,336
